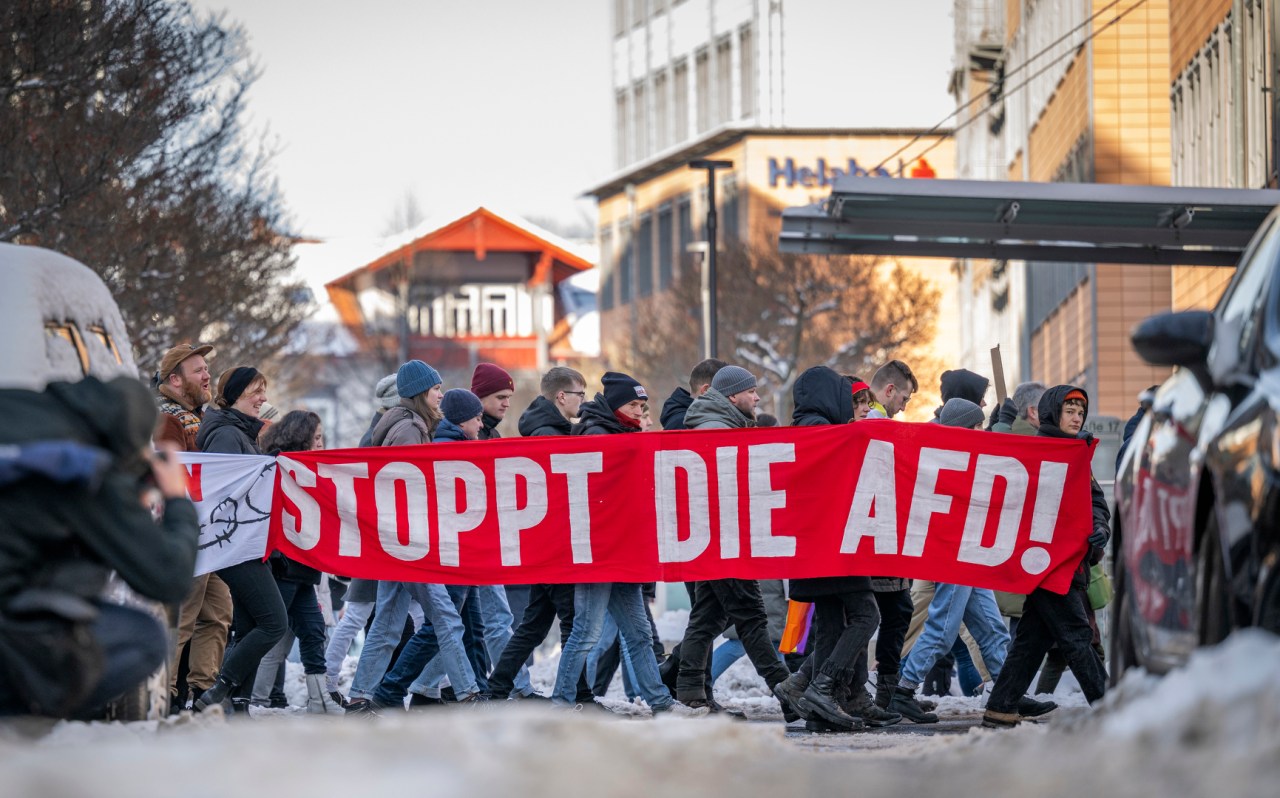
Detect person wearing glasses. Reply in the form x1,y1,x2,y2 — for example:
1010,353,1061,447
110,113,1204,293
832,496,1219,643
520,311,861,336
483,367,594,702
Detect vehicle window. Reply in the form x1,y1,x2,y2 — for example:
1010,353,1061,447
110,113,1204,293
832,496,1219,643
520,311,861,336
44,322,89,376
88,325,123,365
1215,214,1279,368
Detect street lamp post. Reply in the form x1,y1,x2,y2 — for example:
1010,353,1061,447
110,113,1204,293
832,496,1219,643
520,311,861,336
689,159,733,359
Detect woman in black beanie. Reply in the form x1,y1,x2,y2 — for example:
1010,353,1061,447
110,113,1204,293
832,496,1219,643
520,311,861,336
193,365,288,715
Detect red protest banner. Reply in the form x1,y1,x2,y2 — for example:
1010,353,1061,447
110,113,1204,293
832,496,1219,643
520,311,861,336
268,422,1096,594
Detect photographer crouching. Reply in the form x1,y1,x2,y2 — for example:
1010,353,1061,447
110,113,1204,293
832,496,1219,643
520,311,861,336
0,376,199,719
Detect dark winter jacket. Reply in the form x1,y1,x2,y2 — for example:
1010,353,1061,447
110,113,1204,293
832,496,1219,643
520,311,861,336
478,414,502,440
573,395,637,436
659,387,694,430
1116,405,1146,472
1036,384,1110,585
0,377,199,608
518,396,572,437
358,411,383,448
685,387,755,430
370,402,431,447
196,407,264,454
344,577,379,604
433,418,470,442
788,367,869,599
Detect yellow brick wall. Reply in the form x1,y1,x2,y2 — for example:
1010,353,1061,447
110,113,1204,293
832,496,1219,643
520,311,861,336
1030,281,1092,392
1092,0,1172,186
1172,266,1233,310
1095,263,1174,415
1006,0,1020,45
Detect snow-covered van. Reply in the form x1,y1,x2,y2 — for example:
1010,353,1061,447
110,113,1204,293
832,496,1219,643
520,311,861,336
0,242,171,721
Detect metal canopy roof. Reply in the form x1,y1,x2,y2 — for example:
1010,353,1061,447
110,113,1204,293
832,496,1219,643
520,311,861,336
779,177,1280,266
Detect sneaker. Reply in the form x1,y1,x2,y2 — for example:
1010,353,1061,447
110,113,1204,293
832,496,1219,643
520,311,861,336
652,700,710,718
344,698,382,717
408,692,446,710
509,691,552,702
328,691,349,709
1016,696,1057,719
707,698,746,718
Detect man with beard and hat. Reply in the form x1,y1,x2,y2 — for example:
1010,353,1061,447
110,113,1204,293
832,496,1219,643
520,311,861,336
152,343,234,713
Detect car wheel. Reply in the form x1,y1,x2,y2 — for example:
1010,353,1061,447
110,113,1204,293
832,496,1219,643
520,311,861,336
1196,514,1232,646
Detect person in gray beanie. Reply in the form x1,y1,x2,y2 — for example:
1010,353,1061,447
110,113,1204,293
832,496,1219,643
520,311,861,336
358,374,400,448
938,397,986,430
436,389,485,442
685,364,760,430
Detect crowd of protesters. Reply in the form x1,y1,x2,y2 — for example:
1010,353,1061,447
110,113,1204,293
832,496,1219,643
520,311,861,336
149,341,1113,730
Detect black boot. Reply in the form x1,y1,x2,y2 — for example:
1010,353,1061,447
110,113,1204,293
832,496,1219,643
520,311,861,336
802,673,863,731
888,685,939,724
1016,695,1057,719
804,717,845,733
193,674,237,713
842,687,902,728
771,671,812,723
874,671,896,709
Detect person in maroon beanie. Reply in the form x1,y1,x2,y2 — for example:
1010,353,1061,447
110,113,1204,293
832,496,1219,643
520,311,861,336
470,363,514,440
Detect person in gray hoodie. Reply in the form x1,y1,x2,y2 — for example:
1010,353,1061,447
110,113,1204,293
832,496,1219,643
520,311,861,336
673,366,794,713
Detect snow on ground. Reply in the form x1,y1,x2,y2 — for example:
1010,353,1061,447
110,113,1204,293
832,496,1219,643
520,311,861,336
2,631,1278,797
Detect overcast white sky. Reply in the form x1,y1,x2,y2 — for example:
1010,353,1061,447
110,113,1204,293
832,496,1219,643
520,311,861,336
196,0,955,244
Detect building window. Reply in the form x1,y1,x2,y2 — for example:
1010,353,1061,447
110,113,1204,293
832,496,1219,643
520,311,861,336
715,36,733,127
614,0,626,37
677,194,694,276
634,82,648,160
637,213,654,298
631,0,646,29
657,203,674,291
654,72,669,152
673,59,689,143
695,48,710,134
739,24,754,119
600,227,614,311
720,174,739,241
615,91,630,169
618,221,633,304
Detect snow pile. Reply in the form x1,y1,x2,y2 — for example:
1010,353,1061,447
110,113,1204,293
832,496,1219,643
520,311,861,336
1087,629,1280,748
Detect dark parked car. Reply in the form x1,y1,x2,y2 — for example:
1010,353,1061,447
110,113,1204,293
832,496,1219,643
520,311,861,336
1111,209,1280,679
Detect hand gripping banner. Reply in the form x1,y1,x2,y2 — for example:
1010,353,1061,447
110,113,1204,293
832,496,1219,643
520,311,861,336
267,422,1097,595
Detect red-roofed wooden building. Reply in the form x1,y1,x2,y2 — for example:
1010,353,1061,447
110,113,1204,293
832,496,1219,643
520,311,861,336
325,207,596,372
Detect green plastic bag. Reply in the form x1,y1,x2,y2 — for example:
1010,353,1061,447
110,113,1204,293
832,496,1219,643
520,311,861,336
1087,564,1113,610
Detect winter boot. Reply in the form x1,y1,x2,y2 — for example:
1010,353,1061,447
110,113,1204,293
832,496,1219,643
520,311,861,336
804,717,847,733
306,673,345,714
771,671,813,723
1016,695,1057,720
842,687,902,728
981,708,1020,729
873,672,896,709
888,685,939,724
802,673,863,730
193,674,237,714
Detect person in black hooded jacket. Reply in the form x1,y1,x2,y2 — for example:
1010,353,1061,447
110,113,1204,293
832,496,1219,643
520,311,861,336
193,367,288,714
982,384,1109,728
772,367,901,731
658,358,725,431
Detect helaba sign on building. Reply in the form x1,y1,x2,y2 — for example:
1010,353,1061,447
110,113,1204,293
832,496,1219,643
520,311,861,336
768,157,935,188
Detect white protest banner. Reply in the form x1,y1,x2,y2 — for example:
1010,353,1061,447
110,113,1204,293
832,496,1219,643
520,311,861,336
176,451,276,576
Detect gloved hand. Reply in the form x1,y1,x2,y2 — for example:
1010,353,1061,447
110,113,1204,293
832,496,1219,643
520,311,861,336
996,398,1018,426
1088,525,1109,549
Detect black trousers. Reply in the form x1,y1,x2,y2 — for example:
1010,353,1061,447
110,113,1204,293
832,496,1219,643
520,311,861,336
489,583,591,701
799,591,880,686
872,588,913,676
216,560,287,690
987,585,1106,713
676,579,790,702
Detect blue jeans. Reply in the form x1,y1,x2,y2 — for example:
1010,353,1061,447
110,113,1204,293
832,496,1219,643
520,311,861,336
552,583,671,708
409,584,530,697
348,581,418,700
900,583,1010,688
710,638,786,683
588,613,637,700
951,637,984,696
373,582,478,705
